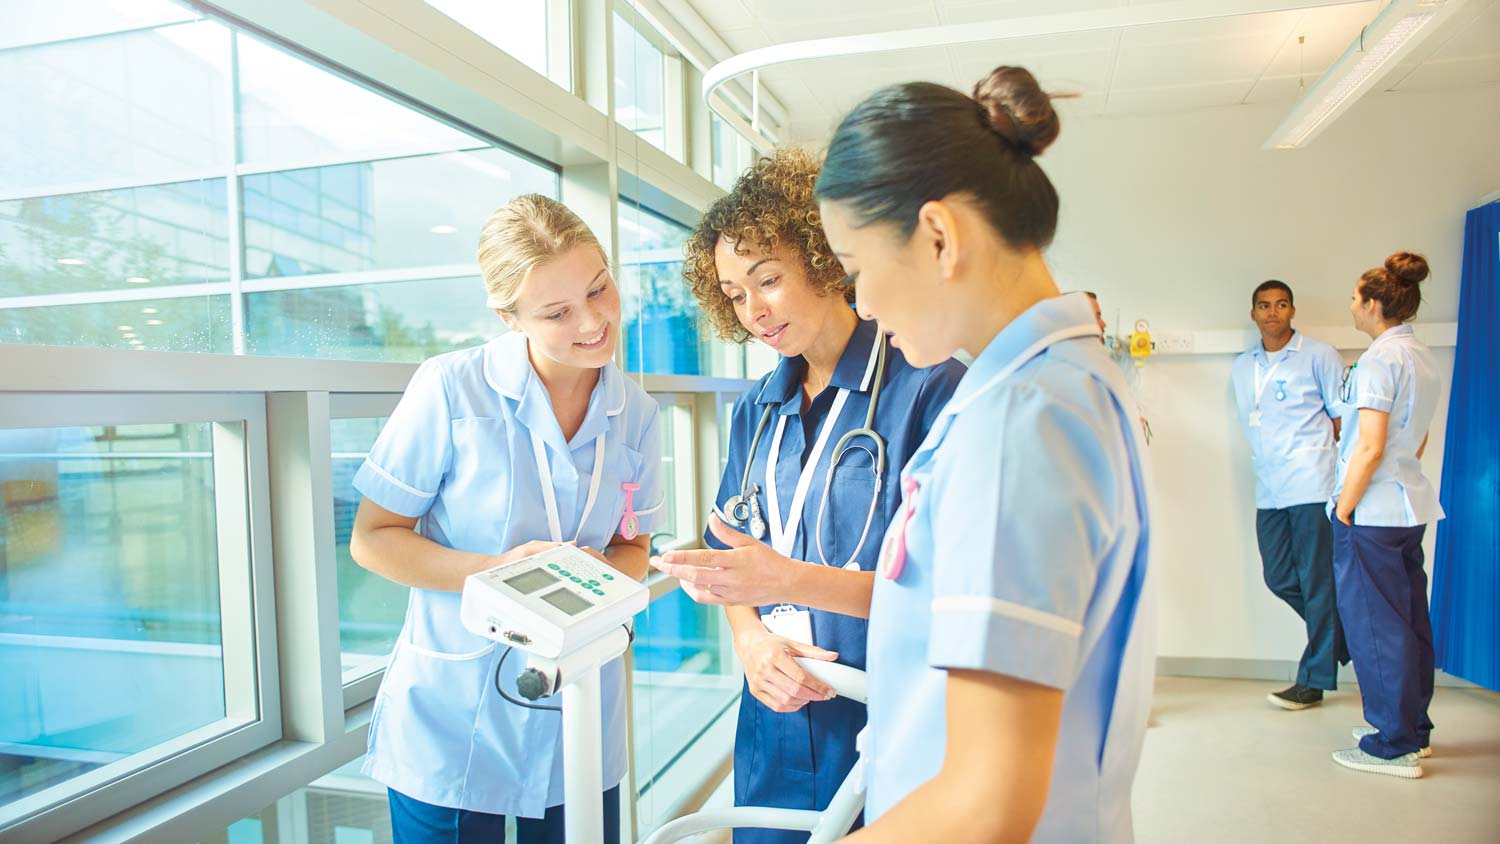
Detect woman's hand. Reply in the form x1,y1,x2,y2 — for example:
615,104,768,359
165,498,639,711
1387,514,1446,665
651,515,799,606
1334,505,1353,527
495,540,566,569
734,625,839,713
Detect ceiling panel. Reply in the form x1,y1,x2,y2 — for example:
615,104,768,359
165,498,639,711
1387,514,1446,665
955,49,1116,94
1113,33,1280,89
757,7,939,42
1105,80,1250,114
1257,2,1379,79
687,0,1499,134
939,0,1126,26
1390,56,1500,91
1119,8,1301,47
686,0,756,33
716,26,773,54
946,28,1119,64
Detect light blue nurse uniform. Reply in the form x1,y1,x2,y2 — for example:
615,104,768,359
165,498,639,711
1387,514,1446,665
1230,331,1347,509
866,293,1155,843
353,329,665,817
1330,324,1444,527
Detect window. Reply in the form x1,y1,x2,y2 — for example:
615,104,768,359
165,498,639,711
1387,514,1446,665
618,201,747,380
424,0,566,89
0,399,273,835
331,417,408,684
631,591,738,826
0,3,559,362
613,12,667,153
711,114,754,192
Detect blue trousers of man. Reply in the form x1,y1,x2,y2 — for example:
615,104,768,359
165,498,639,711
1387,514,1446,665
1331,519,1435,758
1255,503,1348,689
389,786,620,844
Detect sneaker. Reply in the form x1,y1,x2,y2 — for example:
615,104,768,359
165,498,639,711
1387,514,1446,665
1267,684,1324,710
1353,726,1432,758
1332,746,1423,779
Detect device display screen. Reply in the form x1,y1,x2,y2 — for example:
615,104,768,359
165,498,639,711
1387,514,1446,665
541,588,593,617
504,568,559,596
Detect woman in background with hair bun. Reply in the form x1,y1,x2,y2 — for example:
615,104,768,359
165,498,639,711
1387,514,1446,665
1328,251,1445,780
816,65,1154,843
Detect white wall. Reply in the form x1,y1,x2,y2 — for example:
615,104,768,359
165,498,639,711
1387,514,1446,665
1041,86,1498,664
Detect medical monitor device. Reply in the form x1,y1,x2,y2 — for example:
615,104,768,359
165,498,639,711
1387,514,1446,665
461,545,647,659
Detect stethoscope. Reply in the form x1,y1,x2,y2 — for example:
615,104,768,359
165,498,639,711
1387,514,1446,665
722,330,888,570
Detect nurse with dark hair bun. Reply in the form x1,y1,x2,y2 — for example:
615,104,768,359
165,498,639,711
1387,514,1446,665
814,66,1155,843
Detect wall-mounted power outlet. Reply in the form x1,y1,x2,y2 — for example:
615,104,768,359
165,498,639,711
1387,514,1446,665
1154,331,1196,354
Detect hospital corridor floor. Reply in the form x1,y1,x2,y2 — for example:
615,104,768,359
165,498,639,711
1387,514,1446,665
1135,676,1500,843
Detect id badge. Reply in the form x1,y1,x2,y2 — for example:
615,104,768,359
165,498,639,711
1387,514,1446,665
1248,410,1263,428
762,604,813,645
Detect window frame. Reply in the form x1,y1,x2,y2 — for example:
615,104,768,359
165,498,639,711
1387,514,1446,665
0,393,280,844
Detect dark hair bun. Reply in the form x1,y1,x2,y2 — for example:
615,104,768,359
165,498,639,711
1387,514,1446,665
1385,251,1429,286
973,66,1060,157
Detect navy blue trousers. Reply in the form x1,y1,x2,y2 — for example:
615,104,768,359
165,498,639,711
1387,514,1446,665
1331,519,1435,759
389,786,620,844
1255,503,1347,690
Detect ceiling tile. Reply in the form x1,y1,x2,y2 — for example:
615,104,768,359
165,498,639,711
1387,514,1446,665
1242,73,1307,104
1390,57,1500,91
757,7,939,42
1257,2,1380,79
946,28,1119,65
955,49,1115,94
939,0,1126,27
717,26,772,54
1105,80,1250,114
686,0,756,33
1112,34,1279,89
1119,9,1301,48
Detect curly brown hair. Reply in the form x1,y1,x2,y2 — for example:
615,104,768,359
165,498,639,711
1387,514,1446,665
683,146,851,342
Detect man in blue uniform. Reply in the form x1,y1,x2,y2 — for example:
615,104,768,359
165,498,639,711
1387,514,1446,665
1231,280,1349,710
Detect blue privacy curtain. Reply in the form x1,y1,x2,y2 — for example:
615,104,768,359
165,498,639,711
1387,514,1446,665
1432,200,1500,692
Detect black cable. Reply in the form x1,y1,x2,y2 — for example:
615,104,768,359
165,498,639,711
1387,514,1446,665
490,624,635,712
495,646,561,712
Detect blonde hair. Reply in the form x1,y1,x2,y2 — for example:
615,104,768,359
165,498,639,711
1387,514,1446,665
478,194,607,312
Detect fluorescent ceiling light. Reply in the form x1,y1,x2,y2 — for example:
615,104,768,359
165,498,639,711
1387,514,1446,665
1265,0,1467,150
56,257,86,266
430,224,458,234
126,276,151,284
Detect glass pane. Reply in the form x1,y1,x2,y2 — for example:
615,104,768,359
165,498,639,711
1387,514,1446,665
0,179,230,298
245,277,499,362
0,18,230,194
0,295,232,353
205,757,395,844
236,33,478,166
332,418,408,683
0,423,228,811
619,203,698,375
656,407,679,546
711,115,738,191
0,1,196,53
613,13,666,152
631,592,737,811
425,0,558,85
240,148,556,280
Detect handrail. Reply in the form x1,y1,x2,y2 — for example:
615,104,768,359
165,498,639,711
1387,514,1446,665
0,343,754,396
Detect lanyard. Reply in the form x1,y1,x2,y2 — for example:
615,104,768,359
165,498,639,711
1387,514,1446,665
766,388,851,558
529,430,606,543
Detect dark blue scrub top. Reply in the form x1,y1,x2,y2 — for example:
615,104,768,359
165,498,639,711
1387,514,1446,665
707,317,964,841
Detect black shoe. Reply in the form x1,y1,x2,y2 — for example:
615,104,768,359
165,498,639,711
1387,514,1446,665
1268,684,1324,710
